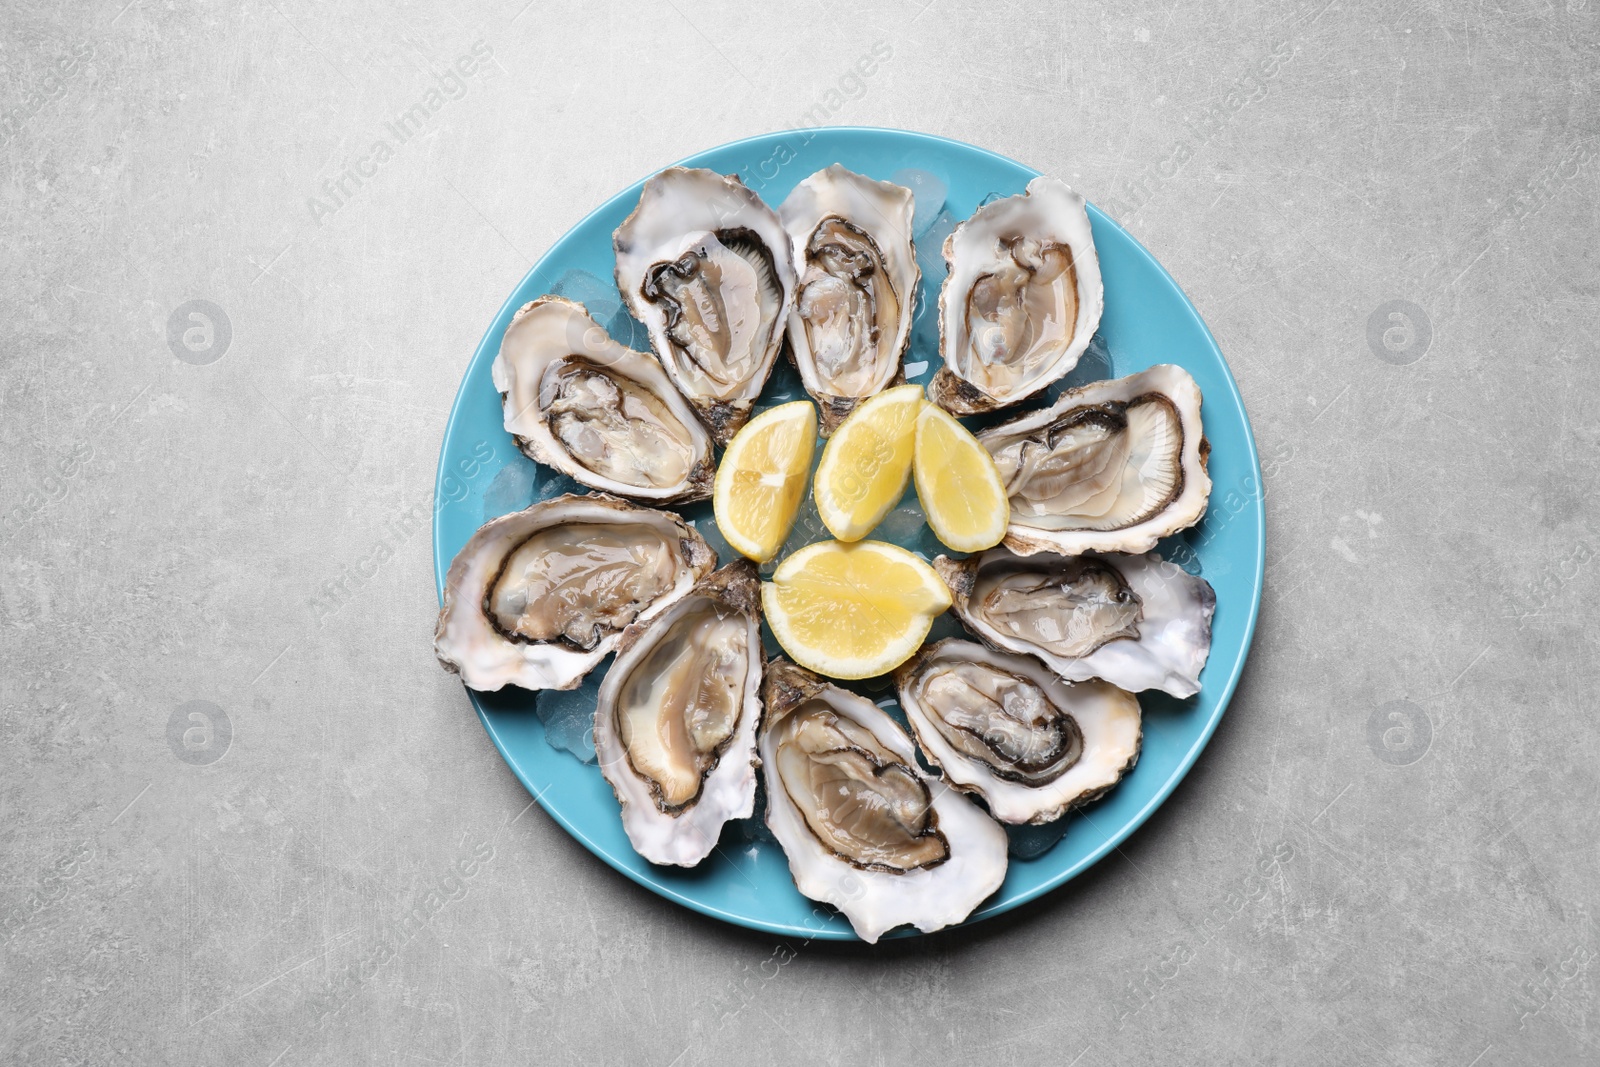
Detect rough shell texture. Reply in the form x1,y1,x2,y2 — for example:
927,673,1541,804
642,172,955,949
979,364,1211,556
758,660,1008,943
936,547,1215,698
613,167,797,445
779,165,919,435
593,562,765,867
491,295,714,504
893,639,1142,824
930,176,1104,415
433,493,714,692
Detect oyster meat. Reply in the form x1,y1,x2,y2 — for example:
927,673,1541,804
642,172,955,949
779,165,919,433
930,177,1104,414
980,364,1211,556
492,295,715,504
434,494,714,692
760,660,1007,942
895,640,1141,824
936,547,1215,698
594,562,764,866
614,167,797,444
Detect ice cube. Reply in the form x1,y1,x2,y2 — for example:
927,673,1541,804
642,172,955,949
890,168,948,239
1053,334,1114,395
534,470,586,502
482,459,538,522
549,267,622,322
535,670,604,764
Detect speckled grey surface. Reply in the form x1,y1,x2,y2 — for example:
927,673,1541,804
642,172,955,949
3,1,1597,1064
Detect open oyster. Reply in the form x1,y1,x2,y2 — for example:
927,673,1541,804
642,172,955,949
778,165,919,433
492,295,714,504
434,494,714,692
614,167,796,444
930,177,1104,414
760,660,1007,942
895,640,1141,824
935,547,1215,698
979,365,1211,555
594,562,763,867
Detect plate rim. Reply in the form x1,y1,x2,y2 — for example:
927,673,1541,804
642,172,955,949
432,124,1266,940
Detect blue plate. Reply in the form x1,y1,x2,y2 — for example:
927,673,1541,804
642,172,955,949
433,127,1264,941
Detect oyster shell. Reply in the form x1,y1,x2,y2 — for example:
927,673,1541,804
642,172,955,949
979,364,1211,556
760,660,1007,942
935,547,1215,698
778,165,919,433
930,177,1104,414
492,295,715,504
614,167,797,444
594,562,764,867
433,494,715,692
894,640,1141,824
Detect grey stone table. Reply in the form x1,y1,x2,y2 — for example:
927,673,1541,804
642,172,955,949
3,1,1595,1063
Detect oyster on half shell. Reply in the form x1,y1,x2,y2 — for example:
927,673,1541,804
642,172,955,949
779,165,919,434
895,640,1141,825
594,562,764,867
935,547,1215,698
614,167,797,444
760,660,1008,943
930,177,1104,414
492,295,715,504
979,364,1211,556
433,494,714,692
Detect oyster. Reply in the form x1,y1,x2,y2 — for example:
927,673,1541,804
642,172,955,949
930,177,1104,414
434,494,714,692
935,547,1215,698
760,660,1007,942
778,165,919,433
614,167,797,444
594,562,763,866
492,295,714,504
895,640,1141,824
979,365,1211,556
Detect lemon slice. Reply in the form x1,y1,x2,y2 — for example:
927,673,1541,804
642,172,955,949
713,401,818,562
813,384,923,542
762,539,952,679
913,404,1010,551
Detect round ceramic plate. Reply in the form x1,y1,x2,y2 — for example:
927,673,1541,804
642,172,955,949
433,127,1264,941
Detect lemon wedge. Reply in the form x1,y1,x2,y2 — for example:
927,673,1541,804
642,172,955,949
761,539,952,679
913,404,1010,551
713,401,818,562
813,384,923,542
